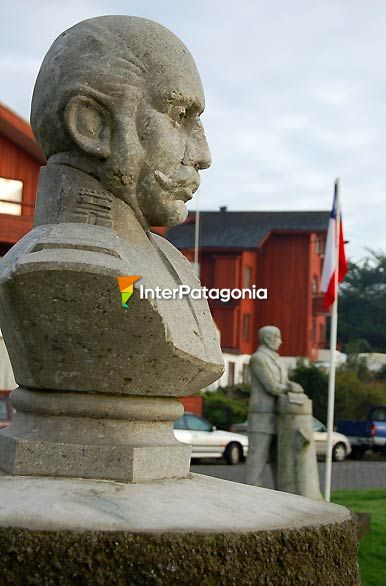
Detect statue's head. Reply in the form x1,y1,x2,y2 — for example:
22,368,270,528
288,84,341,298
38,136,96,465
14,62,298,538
30,16,211,229
258,325,282,352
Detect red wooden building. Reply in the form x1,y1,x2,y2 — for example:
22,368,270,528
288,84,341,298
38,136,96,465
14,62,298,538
0,102,45,254
165,208,329,386
0,104,45,394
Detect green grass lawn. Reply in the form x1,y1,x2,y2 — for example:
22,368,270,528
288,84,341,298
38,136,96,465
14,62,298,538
332,488,386,586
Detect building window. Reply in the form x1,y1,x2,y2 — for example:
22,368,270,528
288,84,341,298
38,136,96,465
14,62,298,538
312,318,317,344
227,361,235,386
315,235,325,257
242,313,251,341
244,265,252,288
312,275,318,293
242,363,250,384
319,323,325,346
0,178,23,216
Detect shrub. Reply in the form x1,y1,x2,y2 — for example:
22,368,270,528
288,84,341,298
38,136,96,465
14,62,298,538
292,360,386,422
291,361,329,423
201,386,250,430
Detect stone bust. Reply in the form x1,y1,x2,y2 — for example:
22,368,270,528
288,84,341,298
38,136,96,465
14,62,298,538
0,16,224,481
0,16,223,396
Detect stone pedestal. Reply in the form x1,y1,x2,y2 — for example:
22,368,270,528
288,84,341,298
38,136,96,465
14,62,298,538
0,388,190,482
0,474,359,585
278,393,322,499
0,210,223,483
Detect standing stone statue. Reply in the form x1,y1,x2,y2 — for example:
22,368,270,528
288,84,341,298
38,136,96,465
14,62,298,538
246,326,321,499
0,15,224,482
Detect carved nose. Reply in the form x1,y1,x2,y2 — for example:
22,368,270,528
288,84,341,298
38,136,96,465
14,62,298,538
183,128,212,171
195,147,212,170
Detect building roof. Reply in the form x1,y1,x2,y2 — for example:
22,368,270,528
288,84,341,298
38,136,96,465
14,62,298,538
166,210,329,249
0,102,45,163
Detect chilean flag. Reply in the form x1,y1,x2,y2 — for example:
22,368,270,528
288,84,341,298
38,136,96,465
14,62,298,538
321,186,348,310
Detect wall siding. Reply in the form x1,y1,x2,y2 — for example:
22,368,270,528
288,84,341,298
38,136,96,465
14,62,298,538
256,234,311,357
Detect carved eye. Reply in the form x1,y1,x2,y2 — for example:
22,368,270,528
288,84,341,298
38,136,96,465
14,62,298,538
170,105,187,126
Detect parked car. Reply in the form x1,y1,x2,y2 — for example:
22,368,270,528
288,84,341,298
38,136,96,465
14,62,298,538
0,392,12,430
231,417,351,461
337,406,386,459
174,412,248,464
312,417,351,461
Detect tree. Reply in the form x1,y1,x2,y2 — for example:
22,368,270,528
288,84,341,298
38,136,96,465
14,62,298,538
338,251,386,352
292,361,386,422
375,365,386,381
291,361,328,422
334,371,386,420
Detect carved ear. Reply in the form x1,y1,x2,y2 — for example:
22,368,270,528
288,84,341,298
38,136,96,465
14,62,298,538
64,96,111,158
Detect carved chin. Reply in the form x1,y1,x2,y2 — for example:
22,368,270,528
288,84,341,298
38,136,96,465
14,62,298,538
136,170,193,227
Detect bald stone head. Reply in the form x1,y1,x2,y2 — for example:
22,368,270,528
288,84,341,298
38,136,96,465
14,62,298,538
258,326,282,352
31,16,211,228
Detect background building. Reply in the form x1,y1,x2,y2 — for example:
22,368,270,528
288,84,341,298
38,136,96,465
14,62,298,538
0,103,45,255
0,103,45,392
165,208,329,387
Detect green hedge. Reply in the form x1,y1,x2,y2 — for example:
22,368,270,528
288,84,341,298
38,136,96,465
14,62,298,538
201,385,250,430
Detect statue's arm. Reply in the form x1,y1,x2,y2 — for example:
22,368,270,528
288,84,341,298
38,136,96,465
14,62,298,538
250,355,288,396
287,380,304,393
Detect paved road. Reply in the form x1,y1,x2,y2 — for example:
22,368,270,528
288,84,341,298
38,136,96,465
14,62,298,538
191,457,386,492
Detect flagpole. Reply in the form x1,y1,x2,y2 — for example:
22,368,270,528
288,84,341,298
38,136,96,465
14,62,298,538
194,191,200,278
324,179,340,502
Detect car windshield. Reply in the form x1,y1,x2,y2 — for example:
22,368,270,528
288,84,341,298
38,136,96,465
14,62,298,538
372,408,386,421
312,418,326,432
184,414,212,432
173,416,187,430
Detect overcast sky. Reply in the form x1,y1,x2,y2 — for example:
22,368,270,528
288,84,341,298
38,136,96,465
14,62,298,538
1,0,385,261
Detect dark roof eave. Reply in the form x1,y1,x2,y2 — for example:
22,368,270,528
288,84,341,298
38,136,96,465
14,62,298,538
166,210,330,249
0,102,46,163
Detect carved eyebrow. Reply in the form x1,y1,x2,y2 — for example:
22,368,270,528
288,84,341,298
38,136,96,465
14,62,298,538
167,94,204,114
152,90,204,115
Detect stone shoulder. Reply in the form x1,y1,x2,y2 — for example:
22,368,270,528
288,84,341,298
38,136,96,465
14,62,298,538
150,232,201,277
250,351,269,367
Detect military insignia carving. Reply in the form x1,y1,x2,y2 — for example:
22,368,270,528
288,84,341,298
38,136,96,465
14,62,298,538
73,188,113,227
